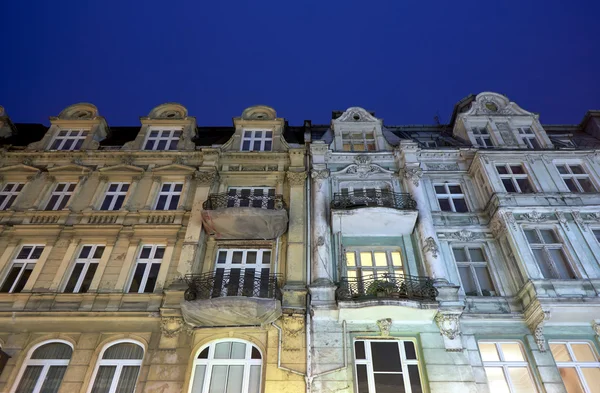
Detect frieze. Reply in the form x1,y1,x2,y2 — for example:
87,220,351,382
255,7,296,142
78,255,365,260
519,211,552,223
194,170,219,185
442,229,486,242
425,163,460,171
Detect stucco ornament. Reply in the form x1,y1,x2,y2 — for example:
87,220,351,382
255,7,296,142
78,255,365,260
160,317,184,338
555,211,569,230
377,318,392,337
426,163,460,171
403,166,423,187
422,237,439,259
195,170,218,185
311,169,330,180
336,107,378,123
446,229,484,242
526,309,550,352
435,312,461,340
522,211,548,222
593,321,600,337
286,171,307,186
572,211,588,232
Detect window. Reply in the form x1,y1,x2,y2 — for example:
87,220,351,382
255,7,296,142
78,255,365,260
64,245,104,293
1,245,44,293
478,341,537,393
496,165,534,193
100,183,129,210
241,130,272,152
342,131,376,152
143,129,181,151
422,140,437,148
517,127,541,149
354,339,423,393
556,164,596,193
226,187,277,209
89,341,144,393
0,183,24,210
344,250,403,280
524,228,575,279
593,230,600,246
12,341,72,393
50,130,88,151
45,183,76,210
452,247,496,296
434,184,468,212
550,341,600,393
190,340,262,393
214,249,272,297
338,185,396,208
128,245,164,293
472,127,494,148
154,183,182,210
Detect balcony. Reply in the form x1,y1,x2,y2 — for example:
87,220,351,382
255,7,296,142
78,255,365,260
330,191,418,236
201,193,288,240
180,270,283,327
336,273,438,322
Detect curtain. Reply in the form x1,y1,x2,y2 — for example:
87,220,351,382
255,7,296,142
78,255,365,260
103,344,143,360
115,366,140,393
90,366,116,393
39,366,67,393
15,366,42,393
31,343,72,360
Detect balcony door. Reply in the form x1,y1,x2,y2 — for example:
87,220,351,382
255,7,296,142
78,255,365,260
226,187,276,209
213,249,272,298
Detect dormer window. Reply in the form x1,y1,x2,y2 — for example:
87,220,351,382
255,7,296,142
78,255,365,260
144,129,181,151
471,127,494,148
342,131,376,152
241,130,272,152
50,130,89,151
517,127,541,149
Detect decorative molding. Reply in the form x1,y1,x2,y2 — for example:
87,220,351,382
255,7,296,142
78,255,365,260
333,156,394,179
286,171,307,186
282,315,304,338
172,156,186,165
527,310,550,352
593,321,600,338
425,163,460,171
422,237,439,259
160,317,184,338
444,229,485,242
311,169,330,180
151,176,162,183
572,211,588,232
376,318,392,337
335,107,378,123
403,166,423,187
435,312,462,352
521,211,549,223
22,158,33,166
120,155,135,165
98,175,109,182
195,170,218,185
556,211,569,230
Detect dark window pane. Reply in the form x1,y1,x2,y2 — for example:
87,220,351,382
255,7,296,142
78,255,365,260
404,341,417,360
17,246,33,259
74,139,84,150
108,184,118,192
501,179,516,193
79,264,98,293
198,347,209,359
356,365,369,393
524,230,541,244
1,266,22,292
155,195,167,210
113,195,125,210
65,264,84,293
540,230,558,244
129,264,146,293
144,140,154,150
140,247,151,259
579,178,596,193
154,247,165,259
161,184,171,192
264,141,272,151
121,184,130,192
452,248,468,262
434,185,446,194
143,263,161,293
217,251,227,264
556,165,568,174
79,246,91,259
13,267,32,293
408,365,423,393
168,140,178,150
167,195,180,210
510,165,525,174
453,198,468,212
253,141,261,151
496,166,509,174
262,251,271,264
374,373,405,393
564,178,578,192
31,247,44,259
62,139,74,150
371,342,401,372
157,140,167,150
354,341,366,360
242,141,250,151
100,195,113,210
68,184,76,192
232,252,243,264
448,185,462,194
570,165,585,174
174,184,183,192
251,347,261,359
46,195,60,210
57,196,70,210
246,252,257,264
266,131,272,138
517,178,534,193
438,198,451,212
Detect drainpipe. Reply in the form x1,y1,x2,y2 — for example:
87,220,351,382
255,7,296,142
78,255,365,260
274,236,280,276
305,150,313,393
306,320,348,386
272,322,306,377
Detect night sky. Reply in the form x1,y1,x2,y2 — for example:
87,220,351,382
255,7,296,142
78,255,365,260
2,0,599,127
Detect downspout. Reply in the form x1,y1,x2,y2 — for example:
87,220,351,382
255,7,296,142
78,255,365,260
274,235,280,276
272,322,306,377
305,149,313,393
307,320,347,382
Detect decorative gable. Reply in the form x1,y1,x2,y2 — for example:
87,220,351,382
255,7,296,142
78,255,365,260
222,105,290,152
331,107,393,151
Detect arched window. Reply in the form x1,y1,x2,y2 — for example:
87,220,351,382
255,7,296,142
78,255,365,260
12,341,72,393
89,341,144,393
190,340,262,393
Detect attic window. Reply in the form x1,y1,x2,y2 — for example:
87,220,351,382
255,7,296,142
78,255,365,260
167,113,175,118
256,114,265,119
353,114,361,121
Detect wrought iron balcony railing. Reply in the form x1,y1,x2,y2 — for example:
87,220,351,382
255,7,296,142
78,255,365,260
331,191,417,210
336,273,437,301
182,270,282,301
202,193,286,210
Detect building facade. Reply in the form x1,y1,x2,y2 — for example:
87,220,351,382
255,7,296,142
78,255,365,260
0,93,599,393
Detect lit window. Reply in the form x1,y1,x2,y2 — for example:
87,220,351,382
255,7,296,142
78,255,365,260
190,340,262,393
100,183,130,210
550,341,600,393
354,339,424,393
452,247,496,296
434,184,468,212
517,127,541,149
241,130,272,152
226,187,277,209
154,183,182,210
128,245,164,293
213,249,272,297
524,228,576,279
12,341,72,393
45,183,76,210
89,341,144,393
0,182,24,210
496,165,535,193
64,245,104,293
556,164,596,193
0,245,44,293
50,129,88,150
342,131,376,152
344,250,403,281
478,341,537,393
472,127,494,148
143,129,181,150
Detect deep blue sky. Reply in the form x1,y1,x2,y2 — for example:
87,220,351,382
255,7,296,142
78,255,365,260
2,0,599,127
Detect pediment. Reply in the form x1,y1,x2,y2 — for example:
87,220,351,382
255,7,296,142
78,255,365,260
0,164,41,174
334,107,379,123
47,164,92,174
331,156,394,179
462,92,535,117
99,164,144,174
152,163,196,174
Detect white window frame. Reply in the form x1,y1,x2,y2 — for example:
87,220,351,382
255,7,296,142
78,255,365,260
143,128,182,151
1,245,45,293
241,129,273,152
496,164,535,193
154,182,182,210
550,341,600,393
452,246,496,297
0,182,24,210
517,127,541,149
100,182,130,210
214,249,272,271
353,339,424,393
45,182,76,210
479,341,538,393
189,339,263,393
49,129,89,151
471,127,494,148
433,183,469,212
63,244,105,293
524,227,576,279
9,340,73,393
127,245,165,293
87,340,144,393
341,131,377,152
555,163,597,193
226,187,276,209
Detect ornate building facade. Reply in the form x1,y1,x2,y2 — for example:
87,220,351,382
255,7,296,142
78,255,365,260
0,93,599,393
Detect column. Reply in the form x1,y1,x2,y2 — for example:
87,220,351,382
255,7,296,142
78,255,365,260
284,171,308,309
